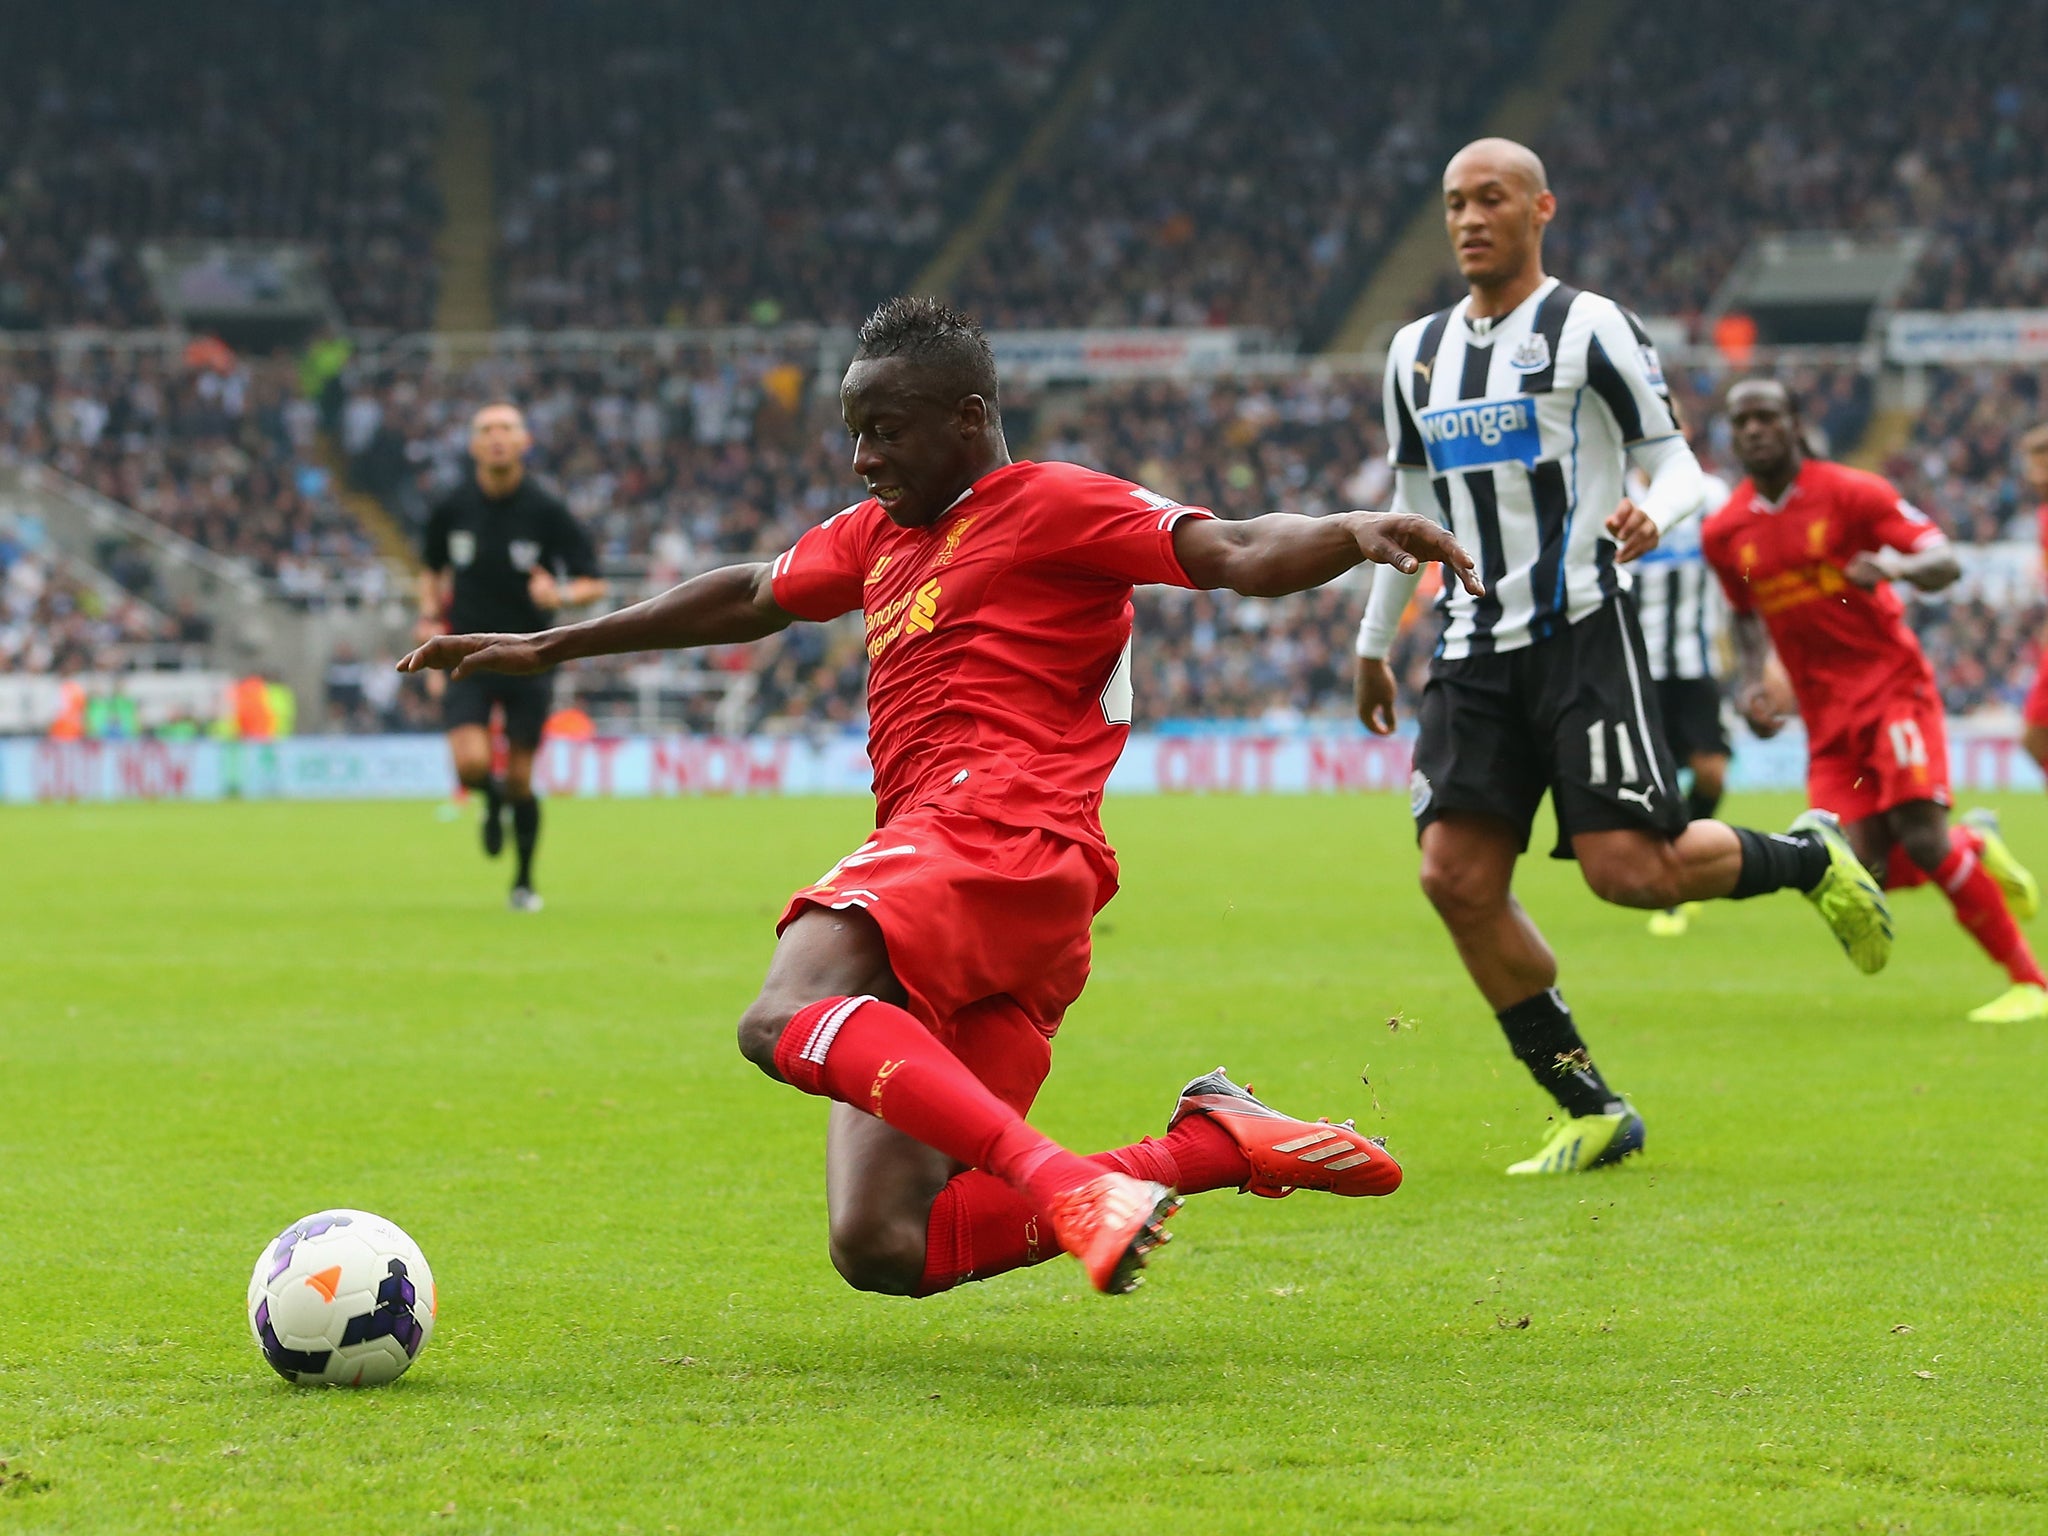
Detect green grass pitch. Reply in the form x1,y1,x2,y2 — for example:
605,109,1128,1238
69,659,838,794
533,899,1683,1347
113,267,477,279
3,790,2045,1533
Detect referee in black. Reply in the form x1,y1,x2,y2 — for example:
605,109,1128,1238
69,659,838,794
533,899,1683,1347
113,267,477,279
418,403,605,911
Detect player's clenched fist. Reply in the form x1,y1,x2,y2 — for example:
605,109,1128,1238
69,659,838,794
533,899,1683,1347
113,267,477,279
1348,512,1485,595
398,632,549,679
1604,497,1660,562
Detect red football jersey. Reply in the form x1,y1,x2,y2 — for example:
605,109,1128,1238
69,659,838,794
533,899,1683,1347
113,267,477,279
1702,458,1946,732
770,459,1213,849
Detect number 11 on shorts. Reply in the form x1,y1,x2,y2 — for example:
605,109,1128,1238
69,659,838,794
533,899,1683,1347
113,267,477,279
1586,720,1641,786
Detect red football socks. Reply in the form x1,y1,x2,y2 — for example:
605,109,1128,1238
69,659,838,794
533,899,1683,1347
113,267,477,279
1882,842,1928,891
1934,828,2047,987
773,996,1101,1211
916,1114,1250,1296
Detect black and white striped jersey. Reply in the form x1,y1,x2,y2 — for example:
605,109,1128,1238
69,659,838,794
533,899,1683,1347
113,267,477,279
1631,472,1729,682
1384,277,1686,659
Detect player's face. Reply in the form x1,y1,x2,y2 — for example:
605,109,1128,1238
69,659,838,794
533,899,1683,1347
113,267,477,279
1726,386,1799,478
2022,433,2048,499
841,357,988,528
470,407,531,470
1442,160,1552,285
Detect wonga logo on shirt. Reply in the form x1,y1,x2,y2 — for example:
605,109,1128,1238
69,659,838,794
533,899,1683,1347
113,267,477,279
1417,398,1542,475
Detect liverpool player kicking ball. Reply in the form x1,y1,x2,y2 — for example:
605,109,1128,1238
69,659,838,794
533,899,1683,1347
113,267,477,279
403,298,1479,1295
1705,379,2048,1024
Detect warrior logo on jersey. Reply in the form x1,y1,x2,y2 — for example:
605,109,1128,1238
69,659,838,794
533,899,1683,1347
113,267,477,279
1416,398,1543,474
448,531,476,568
508,539,541,571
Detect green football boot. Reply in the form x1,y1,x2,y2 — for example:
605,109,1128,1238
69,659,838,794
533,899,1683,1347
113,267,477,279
1961,807,2039,922
1647,901,1701,937
1792,809,1893,974
1506,1103,1645,1175
1966,982,2048,1025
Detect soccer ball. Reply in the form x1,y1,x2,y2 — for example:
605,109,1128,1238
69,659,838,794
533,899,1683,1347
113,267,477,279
247,1209,436,1387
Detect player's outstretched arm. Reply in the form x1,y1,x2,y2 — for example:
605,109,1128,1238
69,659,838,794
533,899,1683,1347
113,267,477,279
398,562,792,679
1173,511,1482,600
1844,544,1961,594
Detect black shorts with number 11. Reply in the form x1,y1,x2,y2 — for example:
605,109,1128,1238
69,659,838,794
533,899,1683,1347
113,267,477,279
1410,594,1690,859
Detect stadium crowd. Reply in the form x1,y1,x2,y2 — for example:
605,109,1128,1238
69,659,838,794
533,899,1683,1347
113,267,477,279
1542,0,2048,319
0,518,176,674
0,343,390,605
0,0,442,331
486,0,1100,330
950,1,1551,343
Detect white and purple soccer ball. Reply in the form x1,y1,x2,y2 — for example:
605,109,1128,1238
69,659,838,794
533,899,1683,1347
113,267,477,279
247,1210,436,1387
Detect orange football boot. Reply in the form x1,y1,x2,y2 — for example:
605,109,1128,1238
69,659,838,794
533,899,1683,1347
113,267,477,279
1170,1068,1401,1197
1044,1172,1182,1295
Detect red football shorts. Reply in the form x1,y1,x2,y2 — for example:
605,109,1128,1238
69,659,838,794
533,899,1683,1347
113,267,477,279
777,806,1117,1114
1806,696,1952,824
2025,664,2048,731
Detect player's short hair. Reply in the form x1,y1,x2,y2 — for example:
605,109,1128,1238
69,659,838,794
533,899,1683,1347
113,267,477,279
471,399,527,427
854,296,1001,418
2021,420,2048,450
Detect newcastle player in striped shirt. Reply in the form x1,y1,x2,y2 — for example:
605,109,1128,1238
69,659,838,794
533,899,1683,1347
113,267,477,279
1352,139,1893,1176
1632,457,1734,937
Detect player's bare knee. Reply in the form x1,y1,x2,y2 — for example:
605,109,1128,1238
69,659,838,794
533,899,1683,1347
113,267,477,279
827,1212,926,1297
1419,857,1502,929
2026,726,2048,771
735,994,798,1074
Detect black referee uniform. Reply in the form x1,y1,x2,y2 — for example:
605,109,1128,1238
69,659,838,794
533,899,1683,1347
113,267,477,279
421,476,598,749
422,474,597,909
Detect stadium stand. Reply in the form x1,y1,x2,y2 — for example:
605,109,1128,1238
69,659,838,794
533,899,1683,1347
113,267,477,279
949,1,1554,343
1890,366,2046,544
0,344,392,606
0,514,180,674
1884,365,2048,714
485,0,1103,329
0,0,442,331
1541,0,2048,319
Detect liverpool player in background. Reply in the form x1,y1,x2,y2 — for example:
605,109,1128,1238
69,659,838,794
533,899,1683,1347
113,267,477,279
419,403,606,911
404,298,1476,1296
2017,422,2048,778
1705,379,2047,1023
1355,139,1893,1179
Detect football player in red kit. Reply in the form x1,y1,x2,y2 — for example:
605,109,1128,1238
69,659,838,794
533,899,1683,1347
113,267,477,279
2016,422,2048,777
404,298,1482,1296
1704,379,2046,1023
